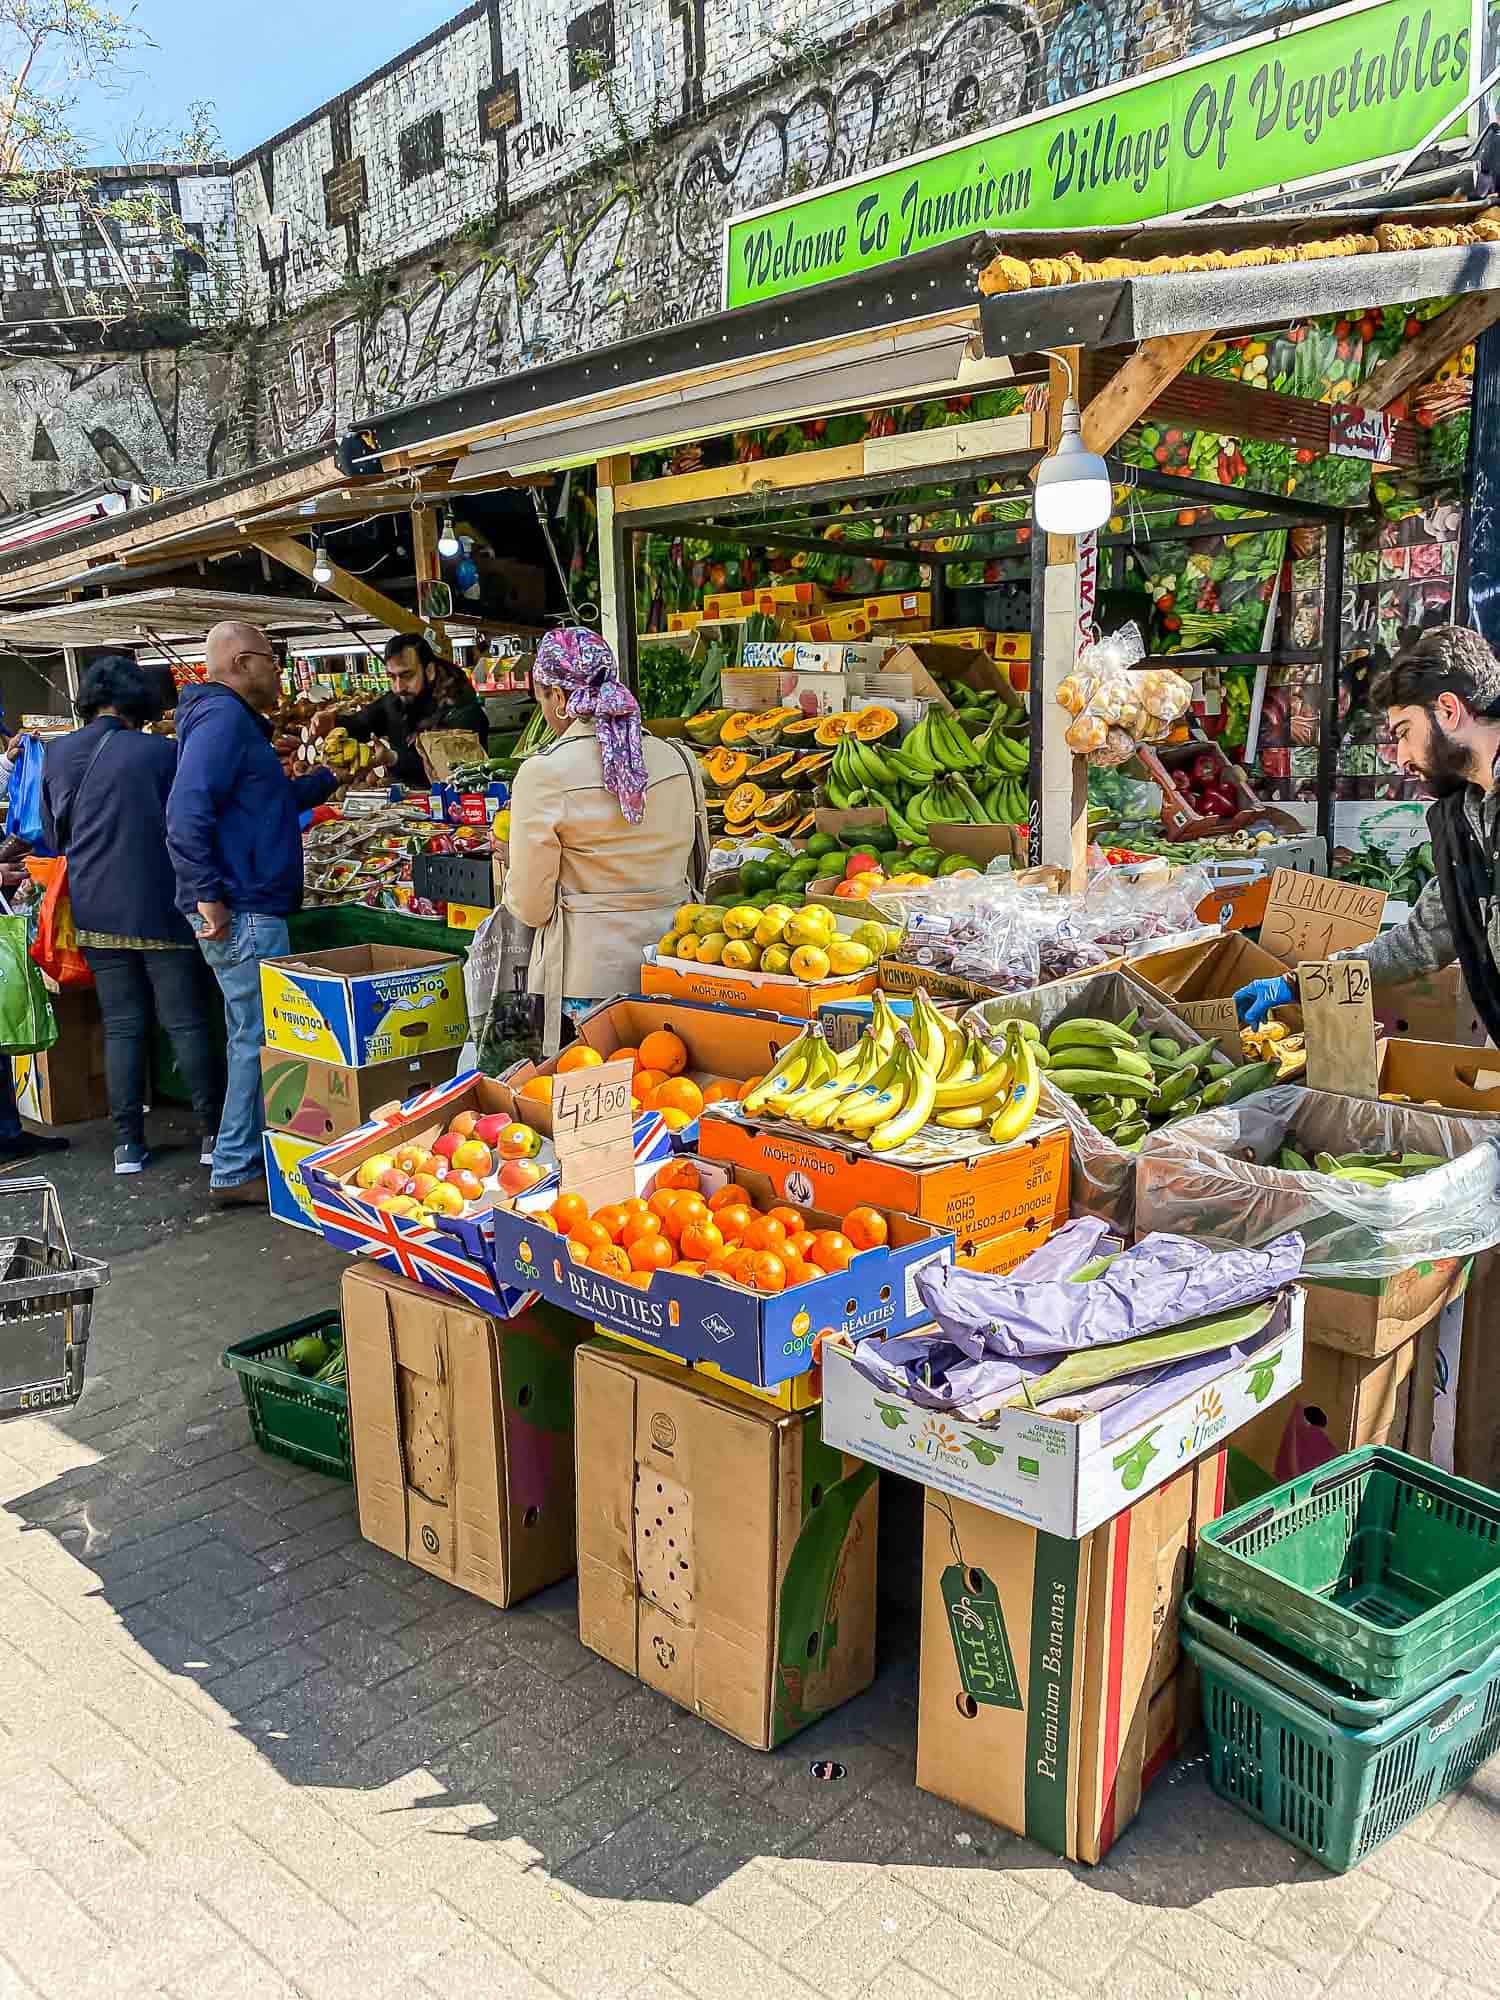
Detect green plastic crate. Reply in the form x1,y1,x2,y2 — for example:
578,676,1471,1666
1195,1447,1500,1700
1184,1625,1500,1871
222,1312,351,1482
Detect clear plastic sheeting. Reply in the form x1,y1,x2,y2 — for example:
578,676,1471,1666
965,967,1203,1232
1136,1084,1500,1279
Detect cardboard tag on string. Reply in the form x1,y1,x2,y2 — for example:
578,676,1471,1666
550,1057,637,1207
1298,959,1380,1097
1261,870,1386,967
1178,996,1243,1060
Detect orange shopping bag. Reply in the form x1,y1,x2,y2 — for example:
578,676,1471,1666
28,856,92,989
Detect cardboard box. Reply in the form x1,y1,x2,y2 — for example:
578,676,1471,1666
483,1155,953,1391
1378,963,1486,1047
12,987,106,1124
791,607,872,644
1131,933,1298,1058
261,945,467,1067
864,592,932,627
263,1129,323,1231
575,1339,878,1748
1224,1316,1431,1509
303,1068,672,1319
1455,1247,1500,1487
959,1217,1056,1273
915,1457,1224,1862
1379,1037,1500,1114
699,1106,1069,1240
642,945,877,1021
823,1290,1300,1537
1301,1258,1471,1359
704,583,825,619
259,1046,460,1141
343,1263,587,1609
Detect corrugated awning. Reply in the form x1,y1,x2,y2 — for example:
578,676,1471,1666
0,588,374,651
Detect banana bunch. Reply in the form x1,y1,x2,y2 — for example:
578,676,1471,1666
822,711,1030,836
740,989,1041,1154
315,725,377,777
1240,1021,1306,1080
1037,1010,1279,1153
1274,1146,1445,1184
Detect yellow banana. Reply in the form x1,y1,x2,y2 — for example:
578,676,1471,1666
766,1026,837,1115
909,988,948,1075
790,1030,885,1128
830,1049,909,1135
868,1031,939,1153
933,1036,1014,1111
935,1104,989,1129
741,1028,818,1116
989,1027,1040,1145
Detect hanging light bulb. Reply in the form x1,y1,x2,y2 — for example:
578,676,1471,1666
1033,397,1113,536
436,513,461,560
311,537,333,586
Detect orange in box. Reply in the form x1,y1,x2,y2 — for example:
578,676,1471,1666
641,950,877,1022
699,1113,1070,1238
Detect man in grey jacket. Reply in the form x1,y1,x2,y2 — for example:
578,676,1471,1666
1236,627,1500,1034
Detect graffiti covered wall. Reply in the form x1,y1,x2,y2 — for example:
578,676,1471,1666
0,0,1397,504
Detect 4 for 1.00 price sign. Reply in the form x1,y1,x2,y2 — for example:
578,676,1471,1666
550,1056,638,1205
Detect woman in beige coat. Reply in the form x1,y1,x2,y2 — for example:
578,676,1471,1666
504,627,709,1053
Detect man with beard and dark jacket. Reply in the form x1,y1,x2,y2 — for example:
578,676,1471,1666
166,621,338,1206
332,634,489,787
1235,626,1500,1037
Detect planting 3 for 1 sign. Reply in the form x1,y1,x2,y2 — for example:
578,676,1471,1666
723,0,1479,307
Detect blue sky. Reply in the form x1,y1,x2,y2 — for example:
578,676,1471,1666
71,1,461,161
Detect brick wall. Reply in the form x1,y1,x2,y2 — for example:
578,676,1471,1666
0,0,1431,507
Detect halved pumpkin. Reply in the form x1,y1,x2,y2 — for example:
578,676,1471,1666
684,707,731,746
747,706,801,746
724,782,765,824
747,751,795,783
788,811,817,837
780,716,825,745
719,712,757,747
852,706,899,742
814,713,860,747
785,751,833,784
755,792,801,833
703,747,750,789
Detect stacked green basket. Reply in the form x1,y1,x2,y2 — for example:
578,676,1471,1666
1184,1446,1500,1871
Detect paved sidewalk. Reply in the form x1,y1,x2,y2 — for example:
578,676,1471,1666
1,1193,1498,2000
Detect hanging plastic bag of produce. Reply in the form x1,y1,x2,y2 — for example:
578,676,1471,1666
1135,1084,1500,1279
0,904,56,1055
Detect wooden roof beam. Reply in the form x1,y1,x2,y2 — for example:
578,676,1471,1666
251,533,432,647
1080,332,1215,454
1359,291,1500,410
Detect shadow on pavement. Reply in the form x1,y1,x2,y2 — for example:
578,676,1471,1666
0,1197,1308,1916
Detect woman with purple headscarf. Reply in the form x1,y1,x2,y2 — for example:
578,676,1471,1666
503,627,709,1053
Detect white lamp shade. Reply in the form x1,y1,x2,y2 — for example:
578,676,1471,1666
1034,434,1113,535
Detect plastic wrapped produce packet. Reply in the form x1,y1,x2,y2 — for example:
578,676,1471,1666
913,1228,1303,1358
1136,1083,1500,1279
965,968,1204,1231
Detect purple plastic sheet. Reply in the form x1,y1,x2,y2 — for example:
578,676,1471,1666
913,1229,1303,1359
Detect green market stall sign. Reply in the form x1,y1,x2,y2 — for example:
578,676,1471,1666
724,0,1478,308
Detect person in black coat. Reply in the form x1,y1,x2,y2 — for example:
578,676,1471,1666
42,655,224,1176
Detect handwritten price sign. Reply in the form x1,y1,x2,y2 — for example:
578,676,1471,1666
1298,959,1380,1097
550,1055,637,1204
1261,870,1386,968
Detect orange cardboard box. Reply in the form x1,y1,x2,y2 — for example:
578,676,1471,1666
641,948,877,1021
698,1111,1069,1237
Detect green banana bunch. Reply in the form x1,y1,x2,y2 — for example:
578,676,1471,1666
1276,1147,1448,1183
1035,1012,1280,1143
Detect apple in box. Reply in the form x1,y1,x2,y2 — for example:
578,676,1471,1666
341,1106,557,1220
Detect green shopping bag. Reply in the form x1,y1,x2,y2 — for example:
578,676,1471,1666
0,911,56,1055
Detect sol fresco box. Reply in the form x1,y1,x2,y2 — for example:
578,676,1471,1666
821,1290,1303,1538
261,945,467,1068
575,1338,876,1749
699,1107,1069,1239
486,1156,953,1391
301,1070,672,1318
262,1130,323,1232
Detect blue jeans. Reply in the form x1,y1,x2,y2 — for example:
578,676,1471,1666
195,912,289,1188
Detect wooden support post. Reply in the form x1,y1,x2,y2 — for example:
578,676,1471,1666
1037,350,1090,889
409,504,453,659
252,533,433,643
596,455,634,686
1079,331,1214,455
1360,292,1500,411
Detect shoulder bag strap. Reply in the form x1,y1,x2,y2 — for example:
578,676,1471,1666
55,728,117,852
666,734,712,895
